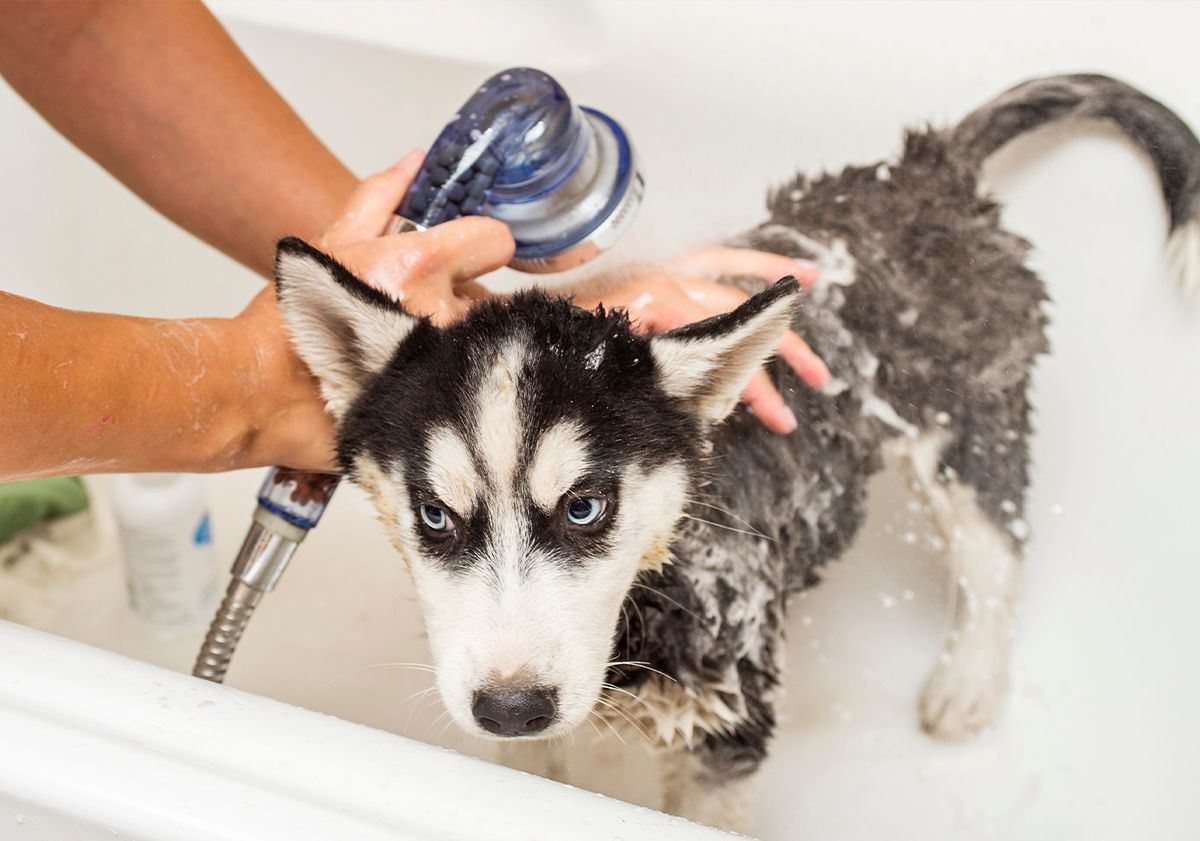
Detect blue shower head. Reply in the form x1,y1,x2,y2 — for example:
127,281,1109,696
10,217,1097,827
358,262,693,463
392,68,644,273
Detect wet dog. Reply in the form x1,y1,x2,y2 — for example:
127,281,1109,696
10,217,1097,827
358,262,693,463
272,74,1200,831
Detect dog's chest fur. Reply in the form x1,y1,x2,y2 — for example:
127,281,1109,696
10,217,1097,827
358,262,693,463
608,129,1049,755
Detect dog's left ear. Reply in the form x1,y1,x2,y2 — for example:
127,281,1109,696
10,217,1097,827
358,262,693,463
649,277,802,424
273,237,421,420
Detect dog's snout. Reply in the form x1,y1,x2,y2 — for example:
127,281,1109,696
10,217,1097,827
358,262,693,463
472,686,558,737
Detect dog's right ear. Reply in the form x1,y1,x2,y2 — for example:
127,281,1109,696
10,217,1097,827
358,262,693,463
274,237,421,420
648,277,802,425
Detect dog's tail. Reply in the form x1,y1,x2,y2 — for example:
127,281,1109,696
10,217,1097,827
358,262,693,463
950,74,1200,299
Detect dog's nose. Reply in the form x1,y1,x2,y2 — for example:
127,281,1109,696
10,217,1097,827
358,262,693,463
472,686,558,736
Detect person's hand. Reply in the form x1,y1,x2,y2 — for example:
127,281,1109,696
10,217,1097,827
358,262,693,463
231,154,516,471
576,249,830,435
319,149,514,325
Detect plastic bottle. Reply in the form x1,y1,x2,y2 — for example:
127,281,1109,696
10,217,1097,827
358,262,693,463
111,474,218,629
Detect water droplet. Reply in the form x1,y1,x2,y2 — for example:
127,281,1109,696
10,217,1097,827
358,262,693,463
1009,518,1030,540
935,411,951,425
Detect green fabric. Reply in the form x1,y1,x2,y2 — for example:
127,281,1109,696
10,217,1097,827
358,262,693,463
0,477,90,546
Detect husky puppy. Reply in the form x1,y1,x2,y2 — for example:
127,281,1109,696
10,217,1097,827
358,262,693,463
272,75,1200,831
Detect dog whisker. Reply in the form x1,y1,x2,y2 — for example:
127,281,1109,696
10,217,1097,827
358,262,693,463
382,684,438,717
602,682,666,719
689,497,767,533
583,711,605,740
349,661,437,675
606,659,679,685
588,709,624,745
395,686,441,731
628,581,704,624
594,695,651,742
433,716,458,745
591,701,633,745
424,708,452,741
680,513,776,542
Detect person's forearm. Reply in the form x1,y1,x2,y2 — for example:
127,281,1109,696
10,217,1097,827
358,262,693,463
0,0,357,278
1,290,267,481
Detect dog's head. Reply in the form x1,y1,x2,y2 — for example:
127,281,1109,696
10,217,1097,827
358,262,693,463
274,237,799,739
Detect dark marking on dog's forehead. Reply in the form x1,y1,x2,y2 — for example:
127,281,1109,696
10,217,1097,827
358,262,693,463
337,291,702,489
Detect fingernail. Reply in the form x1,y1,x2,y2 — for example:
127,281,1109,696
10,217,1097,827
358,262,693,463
792,258,819,275
779,406,798,434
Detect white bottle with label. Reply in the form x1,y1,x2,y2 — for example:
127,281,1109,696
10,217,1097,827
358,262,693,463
111,473,218,629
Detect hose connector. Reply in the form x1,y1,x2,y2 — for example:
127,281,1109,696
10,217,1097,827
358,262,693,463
193,471,337,683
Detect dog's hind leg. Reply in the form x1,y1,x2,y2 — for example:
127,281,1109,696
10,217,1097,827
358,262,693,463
903,426,1024,740
494,738,569,783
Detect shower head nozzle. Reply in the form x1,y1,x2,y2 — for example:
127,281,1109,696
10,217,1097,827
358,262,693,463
394,68,644,273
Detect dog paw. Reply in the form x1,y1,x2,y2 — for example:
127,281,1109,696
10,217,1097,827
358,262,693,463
919,635,1009,741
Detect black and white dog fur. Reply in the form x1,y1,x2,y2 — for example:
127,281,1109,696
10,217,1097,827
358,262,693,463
272,75,1200,832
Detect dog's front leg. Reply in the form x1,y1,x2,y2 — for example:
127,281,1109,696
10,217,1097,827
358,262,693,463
494,737,570,783
661,741,764,834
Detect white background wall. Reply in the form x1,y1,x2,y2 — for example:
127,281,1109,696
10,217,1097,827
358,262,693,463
3,2,1199,839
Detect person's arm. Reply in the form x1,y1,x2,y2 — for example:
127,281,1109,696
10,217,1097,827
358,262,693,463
0,0,355,278
0,158,515,483
0,289,309,481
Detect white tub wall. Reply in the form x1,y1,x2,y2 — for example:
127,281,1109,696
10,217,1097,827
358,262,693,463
0,621,737,841
1,2,1199,839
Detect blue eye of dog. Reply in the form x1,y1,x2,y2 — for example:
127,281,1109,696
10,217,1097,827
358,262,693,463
419,503,452,532
565,497,605,527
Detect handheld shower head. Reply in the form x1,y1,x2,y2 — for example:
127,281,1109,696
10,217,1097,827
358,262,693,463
389,67,644,272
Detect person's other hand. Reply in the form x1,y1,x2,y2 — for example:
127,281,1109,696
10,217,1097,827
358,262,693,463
576,249,830,434
231,154,515,470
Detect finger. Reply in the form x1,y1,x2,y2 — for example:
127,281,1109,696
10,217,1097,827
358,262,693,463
777,331,832,388
325,149,425,244
676,276,751,312
404,283,470,327
455,279,496,301
668,246,819,287
623,276,711,333
742,370,799,435
419,216,516,283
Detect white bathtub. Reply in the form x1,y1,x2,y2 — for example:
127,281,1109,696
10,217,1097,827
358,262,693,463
3,2,1200,839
